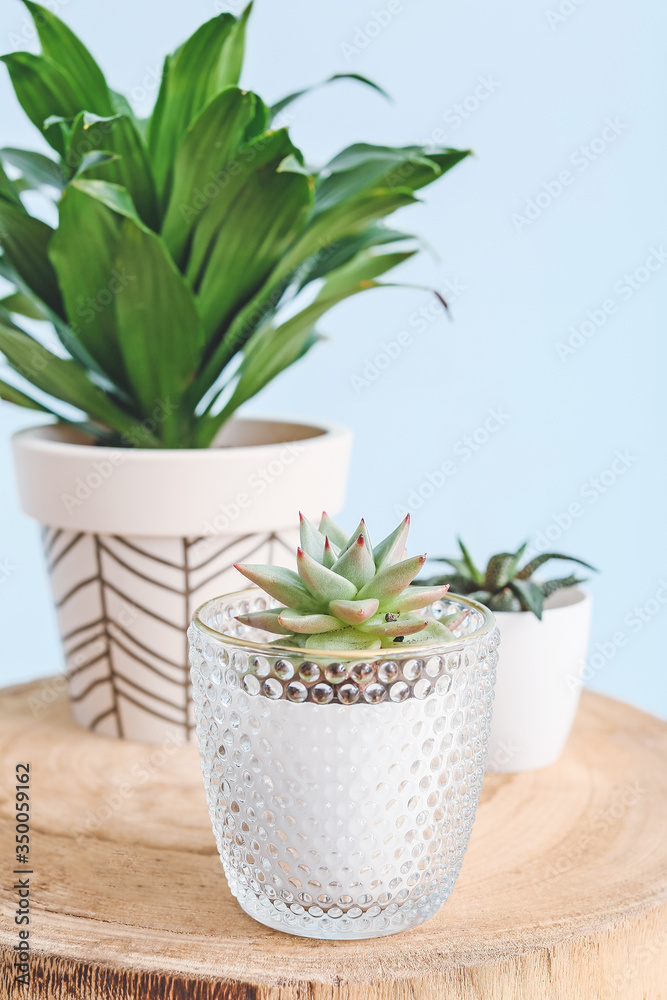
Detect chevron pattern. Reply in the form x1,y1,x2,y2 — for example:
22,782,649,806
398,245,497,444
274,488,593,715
41,527,299,742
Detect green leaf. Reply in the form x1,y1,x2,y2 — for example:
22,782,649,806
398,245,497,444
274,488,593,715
322,537,338,569
0,52,82,155
373,516,411,571
297,223,414,289
0,161,24,207
315,144,436,213
383,618,454,648
185,129,295,284
314,144,470,213
297,549,358,603
277,609,342,634
540,575,586,600
357,554,426,605
357,612,428,638
0,147,66,190
510,579,545,619
235,607,292,634
22,1,113,115
394,584,451,612
467,589,493,604
487,590,521,613
305,628,381,651
342,518,373,555
147,8,251,203
269,72,390,121
197,264,392,444
48,184,129,390
188,130,312,343
484,552,518,592
70,178,142,221
234,563,318,612
0,321,157,441
331,534,376,589
195,333,317,444
66,113,159,228
517,552,597,580
263,187,419,300
327,598,379,625
298,512,326,562
0,198,63,316
457,538,484,584
423,574,476,595
0,375,51,411
0,291,47,320
113,219,205,445
317,249,415,300
507,541,529,578
74,150,118,176
0,255,15,282
162,87,266,263
428,557,475,580
319,512,349,550
212,2,252,94
190,186,420,408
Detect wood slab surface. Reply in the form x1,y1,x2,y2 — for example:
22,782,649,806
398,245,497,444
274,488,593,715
0,679,666,999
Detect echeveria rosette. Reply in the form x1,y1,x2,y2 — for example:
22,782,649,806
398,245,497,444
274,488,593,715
234,514,463,650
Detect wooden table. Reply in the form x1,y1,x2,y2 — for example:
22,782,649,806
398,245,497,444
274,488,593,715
1,679,666,999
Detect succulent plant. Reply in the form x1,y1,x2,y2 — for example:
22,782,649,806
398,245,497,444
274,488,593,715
0,2,470,448
234,514,467,650
421,539,596,619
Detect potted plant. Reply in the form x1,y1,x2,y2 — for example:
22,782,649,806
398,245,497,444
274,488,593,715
422,540,596,772
0,3,470,741
189,514,499,938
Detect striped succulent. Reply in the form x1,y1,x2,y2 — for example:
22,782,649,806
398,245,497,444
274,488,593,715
234,514,464,650
422,539,597,619
0,2,470,448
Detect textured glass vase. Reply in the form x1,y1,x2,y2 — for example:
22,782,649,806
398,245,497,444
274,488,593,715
188,588,498,940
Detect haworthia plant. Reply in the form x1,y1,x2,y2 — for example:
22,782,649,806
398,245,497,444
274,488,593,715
0,2,470,448
234,514,468,650
421,539,597,619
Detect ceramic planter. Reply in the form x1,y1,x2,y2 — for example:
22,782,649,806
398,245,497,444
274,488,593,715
12,418,352,743
189,587,499,940
486,587,592,773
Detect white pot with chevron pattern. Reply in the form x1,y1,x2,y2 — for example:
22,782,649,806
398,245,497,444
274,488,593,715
12,417,352,743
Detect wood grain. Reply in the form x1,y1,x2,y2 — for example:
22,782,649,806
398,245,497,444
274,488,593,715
1,680,666,999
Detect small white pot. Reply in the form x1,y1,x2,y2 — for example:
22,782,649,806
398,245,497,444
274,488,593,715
486,587,592,772
11,417,352,743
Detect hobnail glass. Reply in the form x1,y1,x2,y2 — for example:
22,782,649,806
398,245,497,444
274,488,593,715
189,587,498,940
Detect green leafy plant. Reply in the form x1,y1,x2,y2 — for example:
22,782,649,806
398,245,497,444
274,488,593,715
421,539,597,619
0,2,470,448
233,513,467,650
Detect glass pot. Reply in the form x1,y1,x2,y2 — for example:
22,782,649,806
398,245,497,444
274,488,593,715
188,588,498,939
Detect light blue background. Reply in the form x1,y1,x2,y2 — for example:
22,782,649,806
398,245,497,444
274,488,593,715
0,0,665,716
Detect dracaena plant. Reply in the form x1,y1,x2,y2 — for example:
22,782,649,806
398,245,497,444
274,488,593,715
0,1,470,449
233,513,468,650
421,539,597,619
